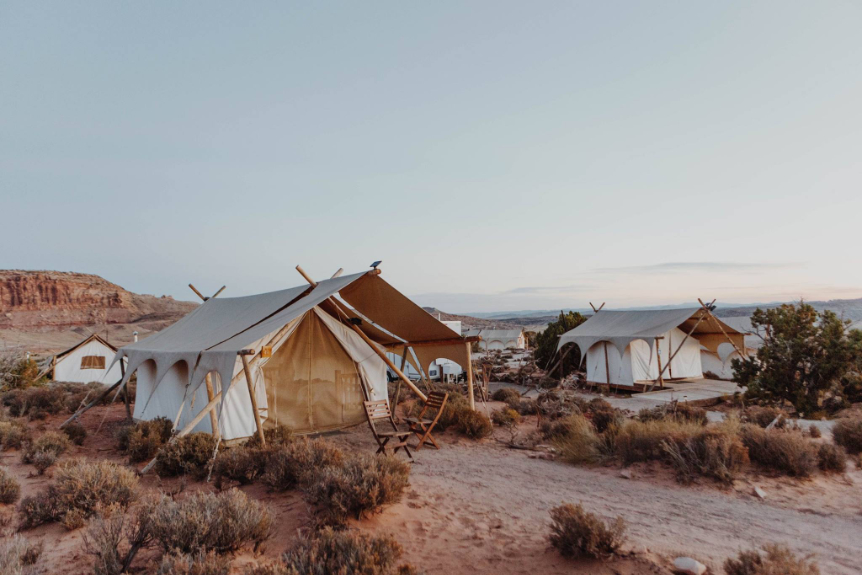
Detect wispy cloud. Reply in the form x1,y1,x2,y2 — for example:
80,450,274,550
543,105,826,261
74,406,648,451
595,262,802,274
504,284,592,295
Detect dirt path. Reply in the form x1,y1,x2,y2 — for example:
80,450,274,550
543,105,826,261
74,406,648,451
336,427,862,575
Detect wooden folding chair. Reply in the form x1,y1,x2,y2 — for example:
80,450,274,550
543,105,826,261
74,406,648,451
403,391,448,450
364,400,413,459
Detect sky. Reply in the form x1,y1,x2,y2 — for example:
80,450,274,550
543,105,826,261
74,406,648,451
2,2,861,313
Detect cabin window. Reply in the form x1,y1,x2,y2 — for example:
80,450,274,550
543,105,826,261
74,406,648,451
81,356,106,369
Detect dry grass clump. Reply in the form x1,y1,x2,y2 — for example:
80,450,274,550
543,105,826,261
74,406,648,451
84,503,157,575
491,387,521,404
62,421,87,445
149,489,271,553
157,550,230,575
553,414,602,465
816,443,847,473
155,432,218,477
0,420,30,450
491,407,521,427
262,438,345,492
213,446,267,487
586,398,624,433
742,405,787,428
724,543,819,575
0,534,43,574
540,418,574,441
250,527,408,575
18,459,138,530
549,503,626,559
0,466,21,504
638,402,708,426
245,424,294,449
2,386,67,420
740,425,818,478
614,419,704,465
455,410,492,439
304,453,410,526
22,431,71,473
662,422,749,485
116,417,174,462
831,417,862,454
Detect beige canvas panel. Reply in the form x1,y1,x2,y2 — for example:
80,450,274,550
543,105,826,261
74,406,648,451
261,311,366,434
339,274,459,344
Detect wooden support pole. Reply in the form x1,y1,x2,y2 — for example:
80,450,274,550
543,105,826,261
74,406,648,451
647,312,708,392
330,268,344,279
654,337,665,389
188,284,206,301
698,298,746,358
240,351,266,447
121,360,132,419
392,347,408,416
59,378,123,428
204,373,220,440
603,341,611,386
210,286,226,299
466,342,476,411
384,336,482,349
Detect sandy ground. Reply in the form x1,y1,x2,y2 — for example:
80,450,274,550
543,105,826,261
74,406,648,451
2,402,861,574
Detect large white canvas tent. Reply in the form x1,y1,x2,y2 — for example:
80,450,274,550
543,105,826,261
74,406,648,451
110,269,477,441
557,306,745,388
464,329,526,351
51,334,126,384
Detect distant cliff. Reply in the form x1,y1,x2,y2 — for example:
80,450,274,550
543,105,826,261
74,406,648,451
0,270,197,336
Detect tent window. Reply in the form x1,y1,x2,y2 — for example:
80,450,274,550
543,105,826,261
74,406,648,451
81,356,106,369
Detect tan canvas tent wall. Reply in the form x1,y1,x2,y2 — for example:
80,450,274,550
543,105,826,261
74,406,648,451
112,269,473,440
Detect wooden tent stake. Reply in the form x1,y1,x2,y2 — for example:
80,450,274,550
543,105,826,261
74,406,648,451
204,373,219,440
240,351,266,447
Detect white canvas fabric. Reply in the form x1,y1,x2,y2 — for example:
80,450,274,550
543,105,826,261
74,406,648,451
582,325,703,386
53,335,125,384
558,308,700,356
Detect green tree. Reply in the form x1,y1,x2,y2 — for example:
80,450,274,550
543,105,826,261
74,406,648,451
534,311,588,378
732,302,862,414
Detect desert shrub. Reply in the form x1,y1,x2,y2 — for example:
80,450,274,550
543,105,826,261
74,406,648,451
157,550,231,575
22,431,71,472
0,466,21,504
585,398,624,433
265,528,407,575
534,311,588,378
808,425,821,438
82,497,162,575
262,438,345,492
0,534,43,575
245,424,294,449
63,382,110,413
455,410,492,439
548,503,625,559
213,445,267,487
831,417,862,454
614,419,703,465
724,543,819,575
3,386,66,420
149,489,271,553
491,388,521,404
155,432,218,477
662,423,749,484
18,459,138,529
740,425,818,477
0,420,30,450
553,414,601,465
116,417,173,462
639,402,708,426
491,408,521,427
816,443,846,473
540,418,573,440
732,302,862,413
0,355,44,390
742,406,787,428
304,453,410,526
514,397,538,416
62,421,87,445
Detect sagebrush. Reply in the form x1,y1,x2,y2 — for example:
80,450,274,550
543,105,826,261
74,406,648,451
549,503,625,559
